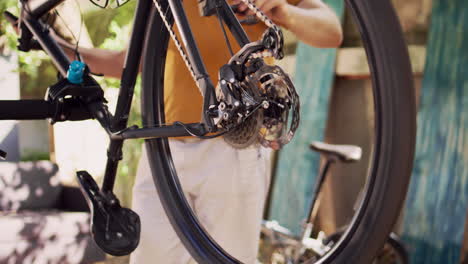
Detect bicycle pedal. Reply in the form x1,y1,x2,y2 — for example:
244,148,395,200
77,171,140,256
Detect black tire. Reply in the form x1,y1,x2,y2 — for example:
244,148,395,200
324,231,409,264
140,0,416,263
387,233,410,264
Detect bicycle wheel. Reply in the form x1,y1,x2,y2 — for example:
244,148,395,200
141,0,416,263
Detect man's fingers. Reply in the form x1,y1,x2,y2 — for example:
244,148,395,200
260,0,284,14
238,3,249,12
231,1,250,15
255,0,267,11
233,0,283,17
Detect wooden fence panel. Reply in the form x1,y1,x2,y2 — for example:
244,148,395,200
401,1,468,263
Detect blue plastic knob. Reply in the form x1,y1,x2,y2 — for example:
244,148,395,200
67,60,86,84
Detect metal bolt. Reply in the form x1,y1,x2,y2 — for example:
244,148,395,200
262,101,270,109
219,102,226,111
234,101,240,107
223,112,230,120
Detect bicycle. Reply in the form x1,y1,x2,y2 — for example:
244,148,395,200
259,141,409,264
0,0,416,262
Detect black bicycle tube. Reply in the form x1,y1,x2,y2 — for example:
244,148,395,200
112,0,152,129
23,15,70,77
112,123,207,140
306,158,334,224
101,0,152,193
166,0,220,129
0,100,54,120
217,0,250,47
24,0,64,19
167,0,210,88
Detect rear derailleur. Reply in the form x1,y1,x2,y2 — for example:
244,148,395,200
210,28,300,149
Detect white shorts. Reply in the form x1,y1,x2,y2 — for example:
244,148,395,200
130,138,272,264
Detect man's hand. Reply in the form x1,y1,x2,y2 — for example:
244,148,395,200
255,0,292,26
232,0,291,26
231,0,343,48
8,14,126,79
7,12,76,52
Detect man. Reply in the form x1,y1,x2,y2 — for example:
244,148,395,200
43,0,341,262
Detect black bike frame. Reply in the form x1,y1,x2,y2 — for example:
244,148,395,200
0,0,251,193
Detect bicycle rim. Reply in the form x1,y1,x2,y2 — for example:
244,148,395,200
141,0,416,263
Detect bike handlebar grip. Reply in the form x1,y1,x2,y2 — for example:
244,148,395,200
0,100,54,120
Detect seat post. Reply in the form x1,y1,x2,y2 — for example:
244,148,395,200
301,156,336,241
308,157,336,223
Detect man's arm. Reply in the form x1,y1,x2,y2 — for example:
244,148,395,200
23,0,341,79
58,39,126,79
12,21,125,79
237,0,343,48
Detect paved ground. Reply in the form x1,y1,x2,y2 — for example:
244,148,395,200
95,255,129,264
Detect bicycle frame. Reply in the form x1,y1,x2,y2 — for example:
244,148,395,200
0,0,251,193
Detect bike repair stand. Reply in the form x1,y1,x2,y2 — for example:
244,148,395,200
1,11,141,256
51,61,141,256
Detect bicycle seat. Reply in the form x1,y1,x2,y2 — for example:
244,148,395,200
309,141,362,163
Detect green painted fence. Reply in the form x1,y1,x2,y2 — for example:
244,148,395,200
401,1,468,263
267,0,344,235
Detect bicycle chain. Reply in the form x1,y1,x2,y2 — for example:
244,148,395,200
237,0,281,35
151,0,283,95
151,0,198,87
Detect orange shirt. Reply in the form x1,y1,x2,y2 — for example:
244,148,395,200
164,1,298,124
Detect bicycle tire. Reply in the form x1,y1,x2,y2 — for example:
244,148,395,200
324,230,409,264
140,0,416,263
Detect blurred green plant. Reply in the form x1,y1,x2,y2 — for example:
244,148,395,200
1,1,54,97
0,0,19,52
